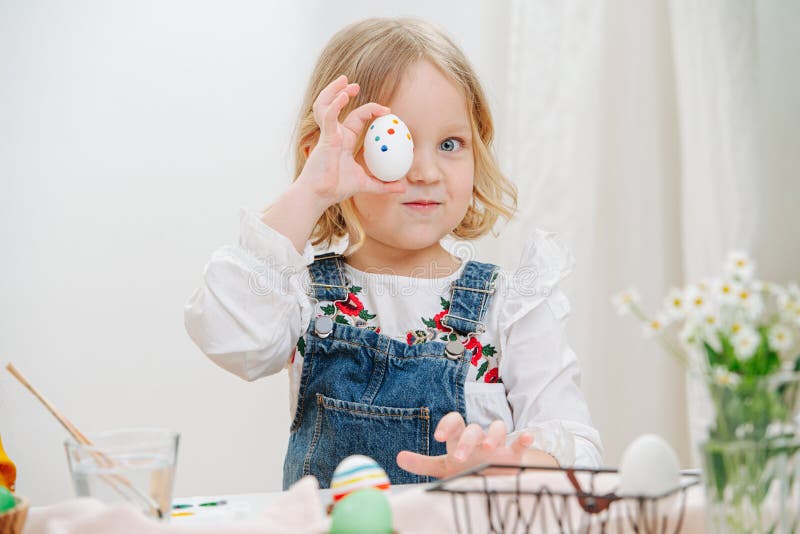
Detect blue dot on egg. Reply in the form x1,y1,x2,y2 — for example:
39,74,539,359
380,145,388,152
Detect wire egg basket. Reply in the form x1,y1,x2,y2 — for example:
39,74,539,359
426,464,700,534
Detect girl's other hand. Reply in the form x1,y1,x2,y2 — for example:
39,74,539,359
297,74,407,209
396,412,558,480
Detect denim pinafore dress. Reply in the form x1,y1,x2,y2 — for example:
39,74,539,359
282,252,499,489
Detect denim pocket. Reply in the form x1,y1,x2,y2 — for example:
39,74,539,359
304,393,431,487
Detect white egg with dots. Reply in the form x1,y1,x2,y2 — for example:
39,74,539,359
363,114,414,182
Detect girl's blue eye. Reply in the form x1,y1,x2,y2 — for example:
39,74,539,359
439,138,463,152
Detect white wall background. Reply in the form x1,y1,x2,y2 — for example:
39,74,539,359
0,0,512,505
1,0,797,506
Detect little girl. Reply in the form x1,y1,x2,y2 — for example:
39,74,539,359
185,17,603,490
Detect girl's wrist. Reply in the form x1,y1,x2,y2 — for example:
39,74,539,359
287,179,333,219
260,181,331,254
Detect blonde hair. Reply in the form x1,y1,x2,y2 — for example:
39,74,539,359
291,17,517,253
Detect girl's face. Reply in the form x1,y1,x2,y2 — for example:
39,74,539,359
352,60,474,257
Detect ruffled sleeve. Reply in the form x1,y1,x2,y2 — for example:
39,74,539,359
499,229,575,326
183,208,316,381
238,207,316,267
497,230,604,468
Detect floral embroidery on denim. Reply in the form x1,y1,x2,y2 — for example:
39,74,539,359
307,281,502,383
317,285,381,331
407,296,501,383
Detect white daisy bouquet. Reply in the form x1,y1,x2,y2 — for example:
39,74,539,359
614,252,800,531
612,251,800,443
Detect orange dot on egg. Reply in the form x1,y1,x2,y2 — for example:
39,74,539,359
406,133,411,140
392,119,398,124
387,128,395,135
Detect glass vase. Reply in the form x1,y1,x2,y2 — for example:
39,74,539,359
699,371,800,533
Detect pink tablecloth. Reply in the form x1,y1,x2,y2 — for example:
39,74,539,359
25,474,707,533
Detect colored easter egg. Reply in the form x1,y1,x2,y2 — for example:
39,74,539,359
363,114,414,182
0,435,17,491
329,488,392,534
330,454,390,503
0,487,15,513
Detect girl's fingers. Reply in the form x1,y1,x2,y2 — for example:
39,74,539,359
345,83,360,97
320,90,350,139
510,432,535,455
434,412,466,448
454,424,485,462
396,450,447,479
360,175,407,195
341,102,390,137
483,420,507,450
315,81,360,132
312,75,348,119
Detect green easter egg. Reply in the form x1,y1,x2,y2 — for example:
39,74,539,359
330,488,392,534
0,487,15,513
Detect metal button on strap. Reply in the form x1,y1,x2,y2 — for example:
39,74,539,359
314,316,333,338
445,339,464,360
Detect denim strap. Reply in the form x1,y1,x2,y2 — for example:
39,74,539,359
308,254,499,336
440,260,499,336
308,253,349,302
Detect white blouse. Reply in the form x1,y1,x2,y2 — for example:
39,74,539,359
184,208,603,468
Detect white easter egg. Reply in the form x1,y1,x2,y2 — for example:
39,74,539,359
330,455,391,503
363,114,414,182
618,434,680,497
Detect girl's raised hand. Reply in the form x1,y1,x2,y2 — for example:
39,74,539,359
396,412,555,480
297,74,406,207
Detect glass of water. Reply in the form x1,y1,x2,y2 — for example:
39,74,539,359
65,428,179,520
